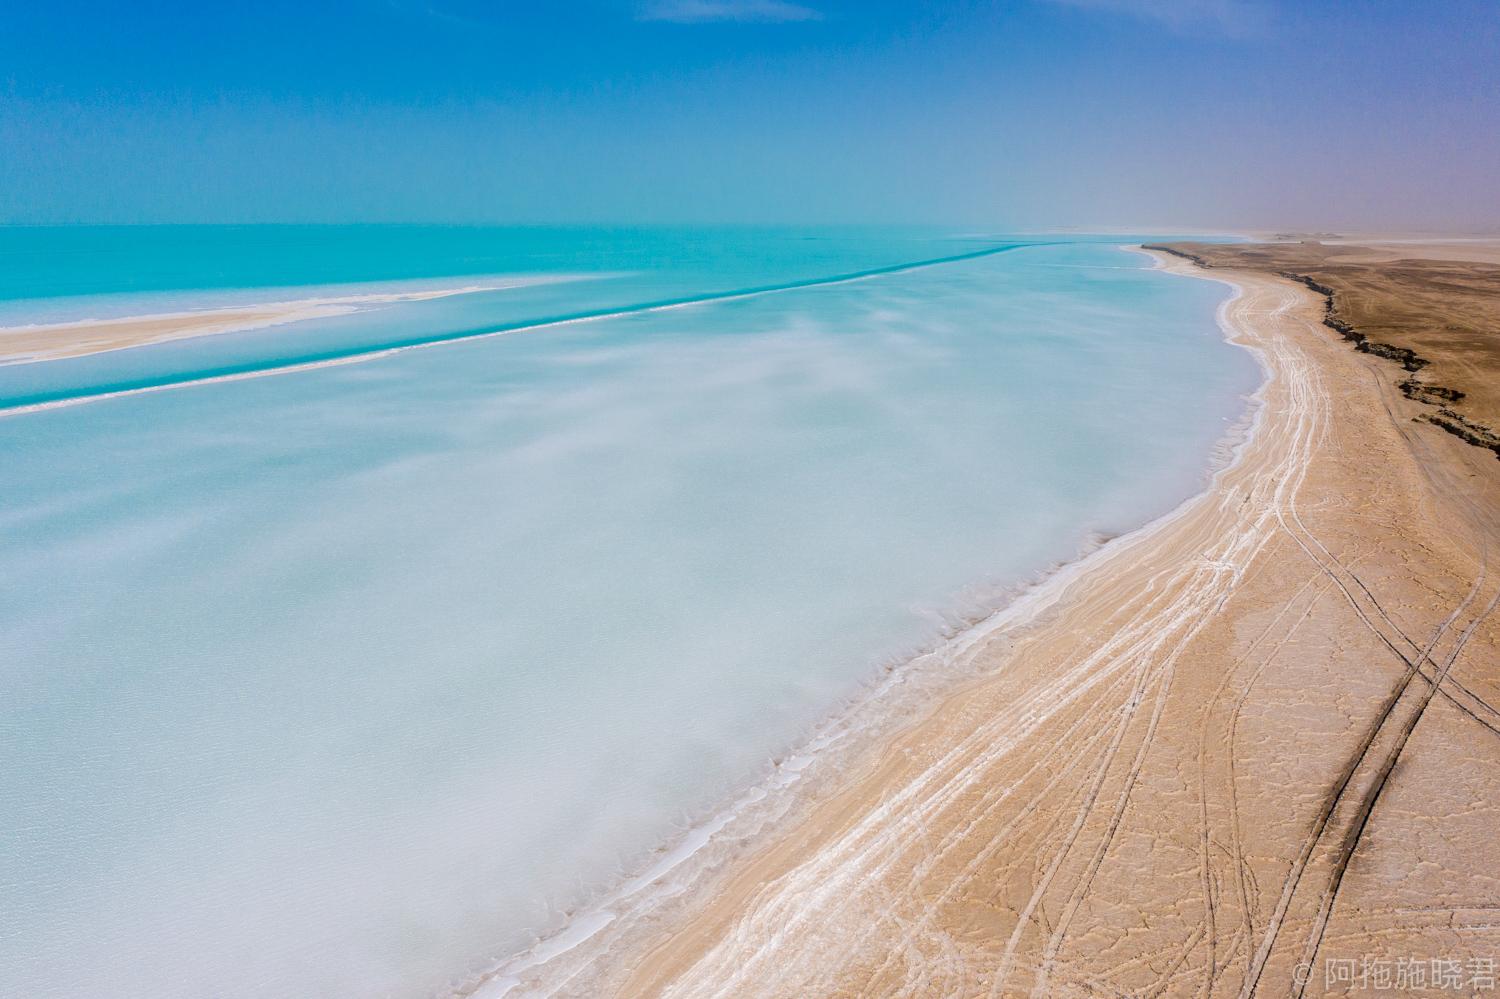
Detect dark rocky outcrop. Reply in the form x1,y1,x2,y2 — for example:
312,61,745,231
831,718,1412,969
1358,340,1428,371
1145,243,1500,462
1274,269,1497,452
1398,379,1465,406
1417,408,1500,459
1272,271,1429,368
1141,244,1212,268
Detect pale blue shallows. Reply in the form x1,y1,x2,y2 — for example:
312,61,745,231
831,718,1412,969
0,228,1257,998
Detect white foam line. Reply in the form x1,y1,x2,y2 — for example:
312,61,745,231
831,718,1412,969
0,293,765,417
466,729,846,998
0,350,400,417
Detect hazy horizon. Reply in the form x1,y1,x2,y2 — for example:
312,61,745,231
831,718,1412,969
3,0,1498,231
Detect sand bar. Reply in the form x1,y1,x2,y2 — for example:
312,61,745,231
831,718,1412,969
0,278,566,365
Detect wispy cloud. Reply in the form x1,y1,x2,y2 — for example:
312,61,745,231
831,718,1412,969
637,0,822,24
1044,0,1270,36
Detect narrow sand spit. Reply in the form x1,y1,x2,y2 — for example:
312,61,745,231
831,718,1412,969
528,253,1500,998
0,281,550,364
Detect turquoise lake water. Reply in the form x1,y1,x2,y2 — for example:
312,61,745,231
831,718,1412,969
0,227,1257,998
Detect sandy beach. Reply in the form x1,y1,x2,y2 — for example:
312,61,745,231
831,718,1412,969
505,248,1500,997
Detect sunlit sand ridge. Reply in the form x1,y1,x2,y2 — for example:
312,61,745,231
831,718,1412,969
573,253,1500,998
0,279,564,364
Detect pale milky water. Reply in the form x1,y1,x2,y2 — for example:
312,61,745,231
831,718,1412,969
0,229,1257,998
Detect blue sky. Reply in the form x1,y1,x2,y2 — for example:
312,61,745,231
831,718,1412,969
2,0,1497,228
